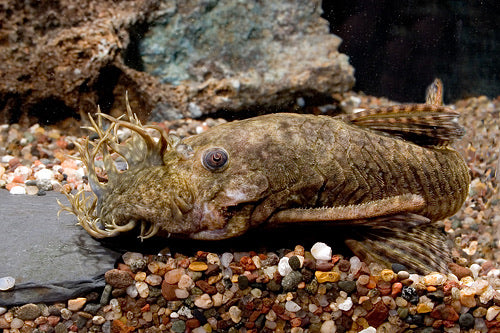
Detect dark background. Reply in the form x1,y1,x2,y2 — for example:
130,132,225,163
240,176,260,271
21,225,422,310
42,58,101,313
322,0,499,103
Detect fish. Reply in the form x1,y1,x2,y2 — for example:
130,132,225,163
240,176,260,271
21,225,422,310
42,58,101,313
59,80,470,274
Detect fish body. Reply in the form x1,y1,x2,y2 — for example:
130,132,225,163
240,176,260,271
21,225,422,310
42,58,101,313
60,83,470,273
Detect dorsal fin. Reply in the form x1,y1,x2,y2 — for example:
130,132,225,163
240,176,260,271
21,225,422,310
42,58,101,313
344,79,464,146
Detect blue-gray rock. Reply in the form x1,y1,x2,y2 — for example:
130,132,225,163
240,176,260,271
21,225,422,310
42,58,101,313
0,191,121,306
139,0,354,120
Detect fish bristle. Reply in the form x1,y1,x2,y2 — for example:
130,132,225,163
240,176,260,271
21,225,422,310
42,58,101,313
345,224,453,274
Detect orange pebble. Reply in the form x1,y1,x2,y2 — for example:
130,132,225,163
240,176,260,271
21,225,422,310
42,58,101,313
427,286,437,292
391,282,403,297
366,277,377,289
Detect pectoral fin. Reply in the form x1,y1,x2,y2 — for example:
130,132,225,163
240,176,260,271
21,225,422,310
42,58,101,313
345,223,453,274
271,194,425,224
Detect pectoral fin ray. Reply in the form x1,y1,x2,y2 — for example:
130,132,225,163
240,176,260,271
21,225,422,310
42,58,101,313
272,194,425,224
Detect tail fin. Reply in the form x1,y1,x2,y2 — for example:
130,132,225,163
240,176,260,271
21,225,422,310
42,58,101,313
345,222,453,274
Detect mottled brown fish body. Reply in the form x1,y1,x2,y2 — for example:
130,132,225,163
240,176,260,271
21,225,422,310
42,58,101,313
59,93,470,273
182,113,469,224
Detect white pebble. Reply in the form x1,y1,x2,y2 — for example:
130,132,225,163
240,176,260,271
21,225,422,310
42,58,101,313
470,263,481,279
338,297,353,311
423,272,447,286
228,305,242,323
175,289,190,299
10,186,26,195
93,315,106,325
0,276,15,290
178,306,193,318
192,327,208,333
14,165,32,180
285,300,301,312
10,318,24,329
0,307,6,315
35,168,54,181
309,303,318,313
263,266,277,279
221,252,233,267
278,257,292,276
320,320,336,333
486,306,500,321
359,327,376,333
136,281,149,298
122,252,144,266
1,155,14,163
126,284,138,298
311,242,332,260
349,256,362,276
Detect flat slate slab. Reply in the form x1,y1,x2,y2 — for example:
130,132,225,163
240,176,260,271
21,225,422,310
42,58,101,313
0,191,121,306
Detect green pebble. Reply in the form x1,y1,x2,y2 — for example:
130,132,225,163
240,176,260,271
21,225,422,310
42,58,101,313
338,280,356,294
238,275,249,290
171,320,186,333
288,256,301,270
305,279,319,294
282,271,302,291
266,279,282,292
191,286,203,295
459,313,474,328
398,307,409,319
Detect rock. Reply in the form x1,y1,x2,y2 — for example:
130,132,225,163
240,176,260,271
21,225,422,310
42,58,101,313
194,294,213,309
278,257,293,276
365,301,389,327
189,262,208,272
459,313,475,328
338,297,353,311
195,280,217,295
320,320,336,333
449,263,473,279
282,271,303,291
0,0,353,124
338,280,357,294
315,271,340,283
104,269,134,289
0,191,121,306
0,276,15,291
288,256,301,271
228,305,242,323
67,297,86,311
285,300,301,312
161,281,178,301
165,268,185,284
311,242,332,260
15,303,41,320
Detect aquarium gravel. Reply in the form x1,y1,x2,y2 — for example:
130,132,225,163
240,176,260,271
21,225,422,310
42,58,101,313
0,95,498,332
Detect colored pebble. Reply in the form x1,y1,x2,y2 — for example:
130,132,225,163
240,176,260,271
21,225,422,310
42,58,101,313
310,242,332,260
315,271,340,283
189,262,208,271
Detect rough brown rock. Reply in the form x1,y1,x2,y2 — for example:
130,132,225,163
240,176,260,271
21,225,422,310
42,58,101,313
0,0,354,124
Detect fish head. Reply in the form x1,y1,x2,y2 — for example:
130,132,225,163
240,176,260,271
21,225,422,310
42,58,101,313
62,109,274,240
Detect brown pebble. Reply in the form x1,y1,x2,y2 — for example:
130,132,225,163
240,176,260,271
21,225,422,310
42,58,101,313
164,268,184,284
338,259,351,272
448,263,472,280
186,318,200,328
315,260,334,271
161,280,178,301
196,280,217,295
365,301,389,327
105,269,134,288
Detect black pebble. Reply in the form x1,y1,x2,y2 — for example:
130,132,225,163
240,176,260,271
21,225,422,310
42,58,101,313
401,286,419,304
288,256,301,270
237,275,249,290
391,263,407,273
459,313,475,328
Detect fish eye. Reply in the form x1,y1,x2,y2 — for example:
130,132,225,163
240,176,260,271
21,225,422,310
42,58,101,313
202,147,229,171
